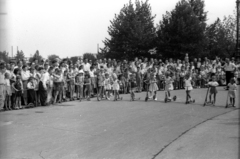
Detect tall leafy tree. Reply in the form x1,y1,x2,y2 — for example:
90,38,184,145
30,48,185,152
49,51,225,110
102,0,156,60
15,50,25,61
48,54,60,64
156,0,207,59
29,50,43,63
83,53,96,62
206,15,236,58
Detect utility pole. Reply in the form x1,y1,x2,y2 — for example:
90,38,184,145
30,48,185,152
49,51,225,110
97,43,99,54
236,0,240,62
11,46,13,58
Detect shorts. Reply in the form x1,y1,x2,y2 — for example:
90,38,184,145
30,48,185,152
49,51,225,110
185,86,193,91
210,86,218,94
54,82,62,92
229,90,236,98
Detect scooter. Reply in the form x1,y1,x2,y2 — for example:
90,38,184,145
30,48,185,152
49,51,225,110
164,91,177,103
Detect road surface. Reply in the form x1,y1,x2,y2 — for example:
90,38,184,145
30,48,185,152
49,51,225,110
0,87,238,159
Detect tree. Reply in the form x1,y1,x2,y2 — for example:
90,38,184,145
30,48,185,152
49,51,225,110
0,51,9,62
205,15,236,58
83,53,96,62
156,0,207,59
15,50,25,61
102,0,156,60
70,56,79,64
48,54,60,64
29,50,43,63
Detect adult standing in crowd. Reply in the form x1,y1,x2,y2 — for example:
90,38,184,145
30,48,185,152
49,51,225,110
21,65,31,106
223,58,236,90
0,61,6,110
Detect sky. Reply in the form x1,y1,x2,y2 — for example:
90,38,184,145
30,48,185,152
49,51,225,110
0,0,236,58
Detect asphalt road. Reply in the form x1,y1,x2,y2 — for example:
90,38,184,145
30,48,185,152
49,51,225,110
0,87,238,159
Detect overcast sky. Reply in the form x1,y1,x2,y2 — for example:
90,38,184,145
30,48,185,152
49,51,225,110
0,0,236,58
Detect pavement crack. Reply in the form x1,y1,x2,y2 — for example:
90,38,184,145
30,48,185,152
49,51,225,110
151,109,235,159
39,150,45,159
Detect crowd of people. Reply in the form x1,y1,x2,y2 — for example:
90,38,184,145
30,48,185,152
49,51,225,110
0,54,239,111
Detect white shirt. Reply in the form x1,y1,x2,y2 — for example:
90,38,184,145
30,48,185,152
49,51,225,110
0,70,6,84
89,70,94,78
224,62,236,71
21,70,31,81
185,77,192,87
5,79,10,86
83,63,91,72
208,81,218,87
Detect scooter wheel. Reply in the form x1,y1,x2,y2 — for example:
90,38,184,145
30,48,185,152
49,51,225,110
164,98,167,103
145,97,148,102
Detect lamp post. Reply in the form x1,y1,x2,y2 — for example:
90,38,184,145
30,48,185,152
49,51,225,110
236,0,240,62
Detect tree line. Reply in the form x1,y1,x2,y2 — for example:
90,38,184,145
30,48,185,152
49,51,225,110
100,0,236,60
0,50,97,64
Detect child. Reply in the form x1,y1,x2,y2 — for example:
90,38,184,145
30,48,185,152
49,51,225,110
53,68,63,104
184,73,195,104
179,67,186,89
84,73,91,101
12,75,23,109
4,73,12,110
104,73,112,100
62,70,68,101
67,67,75,101
129,74,139,101
27,76,36,107
118,75,124,94
112,75,122,101
237,67,240,85
164,72,176,102
148,73,158,100
89,66,96,97
97,69,105,100
226,78,237,108
136,66,142,92
76,72,84,101
123,68,130,93
47,67,54,105
206,76,219,106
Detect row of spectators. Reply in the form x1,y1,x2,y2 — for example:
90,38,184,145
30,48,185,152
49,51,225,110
0,54,239,110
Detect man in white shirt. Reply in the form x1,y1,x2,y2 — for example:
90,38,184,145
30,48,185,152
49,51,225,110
21,65,31,106
83,59,91,72
224,58,236,90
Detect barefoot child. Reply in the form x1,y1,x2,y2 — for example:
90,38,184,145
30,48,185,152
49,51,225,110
206,75,219,106
112,75,122,101
184,73,195,104
84,73,91,101
27,76,36,107
104,72,111,100
129,74,139,101
226,78,237,108
164,72,176,102
148,72,158,101
12,75,23,109
4,73,12,110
